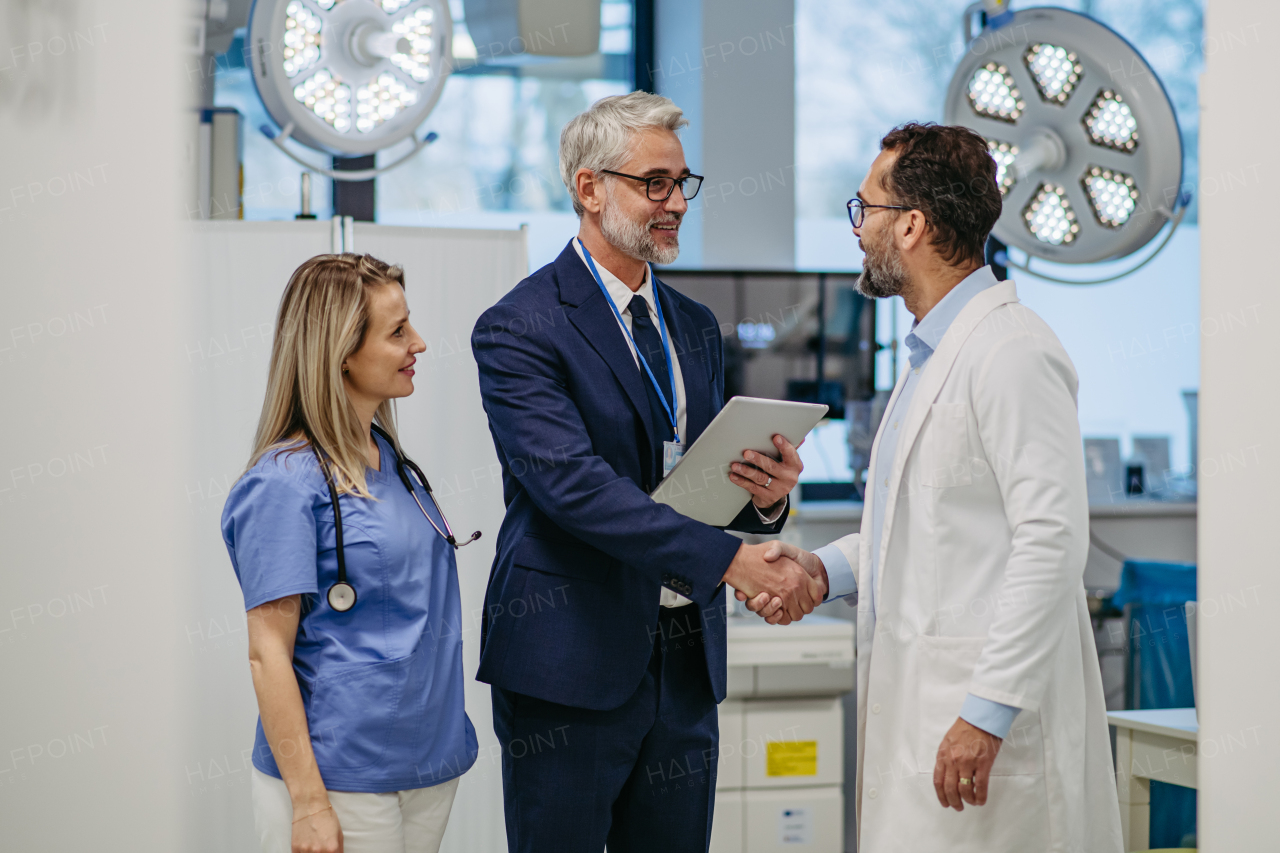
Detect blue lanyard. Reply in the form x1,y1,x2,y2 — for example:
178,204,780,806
577,239,680,444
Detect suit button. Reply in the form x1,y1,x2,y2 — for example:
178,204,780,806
868,788,878,799
872,703,881,714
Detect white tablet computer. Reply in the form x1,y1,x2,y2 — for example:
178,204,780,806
651,396,829,526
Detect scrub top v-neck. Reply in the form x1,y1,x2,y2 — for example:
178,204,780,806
221,432,478,793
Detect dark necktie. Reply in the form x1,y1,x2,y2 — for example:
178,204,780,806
628,294,675,450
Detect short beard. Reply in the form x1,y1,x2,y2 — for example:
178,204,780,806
855,221,910,299
599,181,681,265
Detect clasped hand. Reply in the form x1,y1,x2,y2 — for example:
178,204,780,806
726,541,827,625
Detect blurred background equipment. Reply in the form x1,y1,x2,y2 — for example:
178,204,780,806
945,5,1188,282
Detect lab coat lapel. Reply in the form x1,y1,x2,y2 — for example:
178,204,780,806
874,281,1021,607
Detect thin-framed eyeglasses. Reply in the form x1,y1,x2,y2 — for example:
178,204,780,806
847,197,912,229
601,170,704,202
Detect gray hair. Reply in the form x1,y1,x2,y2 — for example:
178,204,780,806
559,91,689,216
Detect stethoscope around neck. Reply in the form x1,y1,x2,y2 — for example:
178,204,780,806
309,424,481,612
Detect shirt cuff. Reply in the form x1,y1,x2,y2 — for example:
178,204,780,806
812,543,856,601
959,694,1021,739
753,497,787,525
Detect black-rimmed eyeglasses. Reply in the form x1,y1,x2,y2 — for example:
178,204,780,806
602,170,704,202
847,197,912,228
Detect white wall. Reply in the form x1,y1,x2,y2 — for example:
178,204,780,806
1198,0,1280,847
0,1,192,849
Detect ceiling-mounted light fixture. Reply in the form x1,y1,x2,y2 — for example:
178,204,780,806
247,0,453,181
944,5,1188,282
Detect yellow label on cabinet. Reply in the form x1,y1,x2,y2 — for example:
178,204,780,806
766,740,818,776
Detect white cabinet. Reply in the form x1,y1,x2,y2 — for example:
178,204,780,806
712,615,853,853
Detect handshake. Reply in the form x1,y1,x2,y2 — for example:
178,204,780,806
722,542,828,625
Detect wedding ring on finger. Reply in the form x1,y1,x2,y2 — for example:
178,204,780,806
765,476,772,488
959,777,972,786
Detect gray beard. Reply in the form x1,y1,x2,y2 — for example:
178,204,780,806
600,185,681,265
855,228,910,299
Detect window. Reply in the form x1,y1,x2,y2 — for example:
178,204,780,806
796,0,1205,484
213,0,636,269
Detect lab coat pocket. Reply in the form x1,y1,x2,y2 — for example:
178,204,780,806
914,636,1044,776
308,656,410,770
920,403,973,488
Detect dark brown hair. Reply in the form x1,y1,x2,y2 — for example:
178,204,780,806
878,122,1003,266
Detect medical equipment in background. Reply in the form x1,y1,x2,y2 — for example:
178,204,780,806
248,0,454,181
945,4,1189,284
312,423,481,612
711,615,855,853
190,106,244,219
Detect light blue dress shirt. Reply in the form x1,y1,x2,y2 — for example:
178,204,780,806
814,266,1020,739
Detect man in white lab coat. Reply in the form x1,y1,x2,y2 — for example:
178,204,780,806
744,123,1123,852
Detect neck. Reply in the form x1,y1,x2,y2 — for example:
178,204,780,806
902,260,983,321
347,392,382,468
578,218,646,291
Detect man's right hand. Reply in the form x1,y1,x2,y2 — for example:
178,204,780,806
722,542,823,622
736,542,828,625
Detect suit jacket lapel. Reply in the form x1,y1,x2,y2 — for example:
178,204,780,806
558,243,657,443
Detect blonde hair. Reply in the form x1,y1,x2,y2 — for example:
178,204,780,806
246,253,406,498
559,91,688,216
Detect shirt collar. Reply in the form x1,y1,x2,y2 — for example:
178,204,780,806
903,265,999,369
572,239,655,317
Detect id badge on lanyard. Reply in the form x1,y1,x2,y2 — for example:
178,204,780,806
663,440,685,477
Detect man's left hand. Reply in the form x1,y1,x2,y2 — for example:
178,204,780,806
730,434,802,509
933,717,1002,811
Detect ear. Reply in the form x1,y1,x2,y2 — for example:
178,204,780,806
896,209,929,252
576,168,604,215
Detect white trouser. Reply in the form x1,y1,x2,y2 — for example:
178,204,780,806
252,769,459,853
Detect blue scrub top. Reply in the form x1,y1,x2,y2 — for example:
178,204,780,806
221,432,478,793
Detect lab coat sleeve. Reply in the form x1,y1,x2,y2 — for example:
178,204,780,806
966,329,1089,711
813,534,859,600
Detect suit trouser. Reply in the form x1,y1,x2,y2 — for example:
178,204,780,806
492,605,720,853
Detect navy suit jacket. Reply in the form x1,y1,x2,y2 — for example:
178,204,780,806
471,242,786,710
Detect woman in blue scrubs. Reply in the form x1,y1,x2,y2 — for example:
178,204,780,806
222,253,477,853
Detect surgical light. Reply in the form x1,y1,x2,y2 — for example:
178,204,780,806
967,63,1024,123
1084,89,1139,152
1024,43,1082,105
943,6,1185,273
1083,166,1139,228
988,140,1019,195
1023,184,1078,245
249,0,453,172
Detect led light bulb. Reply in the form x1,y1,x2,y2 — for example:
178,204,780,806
1085,89,1139,152
355,72,418,132
1023,183,1079,245
1024,43,1083,105
987,140,1019,196
293,68,353,132
381,0,413,11
967,62,1025,123
1083,166,1139,227
390,6,436,83
283,1,324,78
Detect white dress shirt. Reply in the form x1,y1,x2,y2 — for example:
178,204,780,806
572,241,784,607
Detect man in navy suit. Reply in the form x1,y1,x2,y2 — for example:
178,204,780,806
471,92,827,853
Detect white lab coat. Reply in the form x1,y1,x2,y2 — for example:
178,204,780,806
824,280,1122,852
